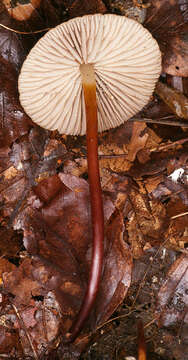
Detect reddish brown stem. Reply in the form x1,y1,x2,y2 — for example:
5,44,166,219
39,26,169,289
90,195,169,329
66,65,104,342
137,320,147,360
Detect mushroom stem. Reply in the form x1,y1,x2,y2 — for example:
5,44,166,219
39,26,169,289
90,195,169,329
68,64,104,341
137,320,147,360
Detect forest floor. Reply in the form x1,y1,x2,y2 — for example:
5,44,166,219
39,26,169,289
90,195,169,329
0,0,188,359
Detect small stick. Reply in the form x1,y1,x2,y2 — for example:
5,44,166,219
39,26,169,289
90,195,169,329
129,117,188,127
0,23,50,34
66,64,104,342
11,303,39,360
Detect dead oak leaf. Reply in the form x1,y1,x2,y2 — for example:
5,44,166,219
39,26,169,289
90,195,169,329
3,258,42,306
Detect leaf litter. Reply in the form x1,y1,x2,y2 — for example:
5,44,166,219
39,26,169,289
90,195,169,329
0,0,188,359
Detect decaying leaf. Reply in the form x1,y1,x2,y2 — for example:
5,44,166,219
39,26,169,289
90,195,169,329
3,258,42,306
156,81,188,120
3,0,41,21
162,25,188,77
0,57,31,148
126,188,167,258
145,0,188,77
98,122,150,172
157,254,188,327
8,173,132,350
126,122,149,162
94,211,132,326
0,28,25,70
2,258,62,358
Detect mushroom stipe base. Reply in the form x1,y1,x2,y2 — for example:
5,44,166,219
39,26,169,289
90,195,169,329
66,64,104,342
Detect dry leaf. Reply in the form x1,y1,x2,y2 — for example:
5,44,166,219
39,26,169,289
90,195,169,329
157,254,188,327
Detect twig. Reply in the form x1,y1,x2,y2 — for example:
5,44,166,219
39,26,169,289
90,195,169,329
11,303,39,360
150,137,188,152
171,211,188,219
0,23,50,34
129,117,188,127
75,303,149,345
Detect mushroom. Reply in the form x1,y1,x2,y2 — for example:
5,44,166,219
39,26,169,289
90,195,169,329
18,14,161,341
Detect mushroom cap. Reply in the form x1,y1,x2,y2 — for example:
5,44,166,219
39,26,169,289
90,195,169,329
18,14,161,135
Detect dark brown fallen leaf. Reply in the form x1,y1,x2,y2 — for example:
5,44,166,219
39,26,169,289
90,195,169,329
145,0,185,43
156,81,188,119
162,25,188,77
13,173,132,352
0,227,22,257
0,127,68,232
2,257,62,358
3,258,42,306
145,0,188,76
0,258,16,277
0,325,22,356
93,211,132,327
0,27,25,70
0,57,31,148
3,0,41,21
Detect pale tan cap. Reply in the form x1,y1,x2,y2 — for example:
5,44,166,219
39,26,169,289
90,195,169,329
18,14,161,135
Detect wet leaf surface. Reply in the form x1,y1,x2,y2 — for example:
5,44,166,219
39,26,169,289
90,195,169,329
0,0,188,359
